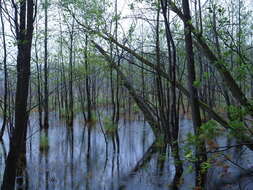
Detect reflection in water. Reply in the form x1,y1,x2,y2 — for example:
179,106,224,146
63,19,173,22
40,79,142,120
118,141,158,190
1,113,253,189
38,128,50,190
23,113,170,190
86,125,91,190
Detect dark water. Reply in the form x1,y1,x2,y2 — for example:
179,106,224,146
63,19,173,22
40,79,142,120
0,113,253,190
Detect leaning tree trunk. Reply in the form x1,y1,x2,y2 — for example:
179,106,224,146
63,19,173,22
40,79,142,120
1,0,35,189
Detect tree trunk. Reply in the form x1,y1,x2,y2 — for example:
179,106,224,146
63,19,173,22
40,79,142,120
1,0,35,189
44,0,49,130
68,18,75,126
182,0,207,188
0,0,8,140
85,34,92,121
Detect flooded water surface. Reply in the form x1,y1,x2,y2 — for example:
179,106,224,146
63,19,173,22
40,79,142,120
1,112,173,190
1,112,253,190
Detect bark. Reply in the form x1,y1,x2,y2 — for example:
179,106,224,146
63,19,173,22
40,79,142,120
92,41,160,136
114,0,120,123
167,0,253,114
212,4,231,120
44,0,49,130
182,0,206,187
68,18,75,126
93,31,229,128
85,34,92,121
73,10,253,150
155,3,166,135
0,0,8,139
1,0,35,189
34,19,43,130
160,1,183,187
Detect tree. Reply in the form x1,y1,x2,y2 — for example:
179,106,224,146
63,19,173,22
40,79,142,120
43,0,49,130
0,0,8,140
182,0,207,187
1,0,36,189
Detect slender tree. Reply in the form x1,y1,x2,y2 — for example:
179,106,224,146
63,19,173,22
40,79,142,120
44,0,49,130
0,0,8,140
182,0,207,188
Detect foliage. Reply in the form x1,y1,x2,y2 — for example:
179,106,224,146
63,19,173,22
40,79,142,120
39,131,49,151
103,116,117,135
200,120,221,140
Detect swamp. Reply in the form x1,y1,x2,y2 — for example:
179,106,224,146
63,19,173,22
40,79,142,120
0,0,253,189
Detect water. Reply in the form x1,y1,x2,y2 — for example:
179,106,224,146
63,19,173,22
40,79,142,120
0,112,253,189
1,112,173,190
